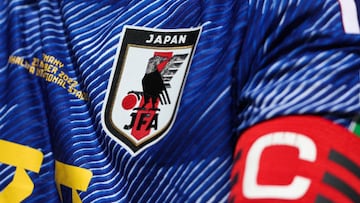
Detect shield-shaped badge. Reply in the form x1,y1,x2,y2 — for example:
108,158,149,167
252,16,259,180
102,26,201,155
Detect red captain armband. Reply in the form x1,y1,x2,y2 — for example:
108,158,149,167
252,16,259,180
229,116,360,203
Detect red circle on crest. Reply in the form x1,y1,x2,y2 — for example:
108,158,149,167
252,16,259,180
122,94,137,110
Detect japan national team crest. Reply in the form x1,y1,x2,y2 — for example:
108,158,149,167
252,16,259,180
102,26,201,155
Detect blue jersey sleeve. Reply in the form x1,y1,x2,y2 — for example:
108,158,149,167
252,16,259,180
236,0,360,132
231,1,360,202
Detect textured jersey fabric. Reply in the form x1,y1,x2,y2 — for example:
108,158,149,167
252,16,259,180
1,0,360,202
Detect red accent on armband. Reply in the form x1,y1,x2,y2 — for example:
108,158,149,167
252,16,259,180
229,115,360,203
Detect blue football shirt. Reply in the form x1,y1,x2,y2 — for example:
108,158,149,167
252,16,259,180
1,0,360,202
